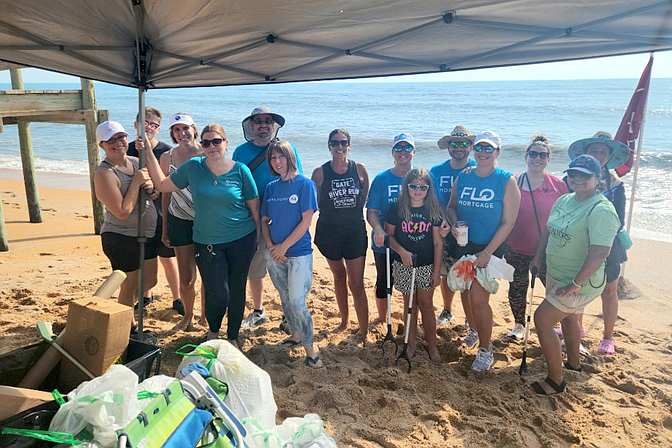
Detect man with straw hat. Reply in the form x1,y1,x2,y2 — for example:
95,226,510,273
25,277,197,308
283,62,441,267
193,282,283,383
431,126,476,327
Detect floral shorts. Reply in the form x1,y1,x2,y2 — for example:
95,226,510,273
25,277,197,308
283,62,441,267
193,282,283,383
392,260,434,295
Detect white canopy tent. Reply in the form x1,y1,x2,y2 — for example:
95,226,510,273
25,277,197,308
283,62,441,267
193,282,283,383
1,0,671,89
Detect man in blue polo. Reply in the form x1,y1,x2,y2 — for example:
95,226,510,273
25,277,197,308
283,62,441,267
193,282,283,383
233,106,303,329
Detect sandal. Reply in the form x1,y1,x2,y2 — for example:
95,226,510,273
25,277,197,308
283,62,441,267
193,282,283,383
563,361,582,372
278,338,301,348
598,338,616,355
555,326,586,340
304,355,324,370
530,377,566,396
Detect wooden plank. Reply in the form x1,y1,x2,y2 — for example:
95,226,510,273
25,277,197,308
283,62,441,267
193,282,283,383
2,110,96,124
0,91,84,114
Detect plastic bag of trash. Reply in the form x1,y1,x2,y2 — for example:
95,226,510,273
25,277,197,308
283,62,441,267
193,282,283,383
49,365,141,447
245,414,337,448
176,340,277,431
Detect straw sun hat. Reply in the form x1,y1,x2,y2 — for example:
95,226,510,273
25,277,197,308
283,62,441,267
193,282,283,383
567,131,630,169
437,125,475,149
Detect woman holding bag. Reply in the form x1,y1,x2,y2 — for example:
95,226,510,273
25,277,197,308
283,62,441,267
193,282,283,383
505,135,568,340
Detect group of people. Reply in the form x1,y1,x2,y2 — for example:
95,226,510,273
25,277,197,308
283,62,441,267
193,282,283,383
93,107,629,386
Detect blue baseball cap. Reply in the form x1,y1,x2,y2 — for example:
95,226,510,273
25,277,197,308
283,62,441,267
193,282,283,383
564,154,601,176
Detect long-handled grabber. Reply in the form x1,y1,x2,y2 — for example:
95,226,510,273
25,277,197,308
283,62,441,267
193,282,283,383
519,266,538,376
396,255,417,373
382,236,398,359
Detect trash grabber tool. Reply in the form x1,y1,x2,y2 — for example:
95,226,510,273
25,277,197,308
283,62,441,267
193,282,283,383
519,266,538,376
382,236,398,359
396,254,417,373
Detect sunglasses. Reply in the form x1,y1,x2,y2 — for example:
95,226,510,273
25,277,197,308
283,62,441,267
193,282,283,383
393,144,414,153
567,171,594,180
450,141,471,149
474,144,497,153
253,118,274,125
144,120,160,130
408,184,429,192
527,150,549,160
201,138,224,148
105,134,128,144
329,140,350,147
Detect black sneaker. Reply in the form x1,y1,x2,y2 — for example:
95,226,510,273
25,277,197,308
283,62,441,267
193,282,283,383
172,299,186,316
134,295,154,312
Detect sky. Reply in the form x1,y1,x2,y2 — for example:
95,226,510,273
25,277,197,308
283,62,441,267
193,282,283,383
1,51,670,84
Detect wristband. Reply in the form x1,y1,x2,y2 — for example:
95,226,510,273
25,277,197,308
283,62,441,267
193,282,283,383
483,249,491,257
571,279,581,288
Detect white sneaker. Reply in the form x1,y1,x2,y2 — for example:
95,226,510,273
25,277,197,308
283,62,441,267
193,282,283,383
507,323,526,341
436,310,455,326
471,347,494,371
462,328,479,350
240,308,268,329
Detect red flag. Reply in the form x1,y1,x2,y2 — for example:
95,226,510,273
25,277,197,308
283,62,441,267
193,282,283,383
614,56,653,177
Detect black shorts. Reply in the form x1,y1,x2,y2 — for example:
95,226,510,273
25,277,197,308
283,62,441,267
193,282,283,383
314,220,367,261
167,213,194,247
153,223,175,258
101,232,158,273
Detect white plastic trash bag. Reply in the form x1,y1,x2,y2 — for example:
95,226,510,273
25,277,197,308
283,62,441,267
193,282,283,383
244,413,337,448
176,340,277,431
447,254,515,294
49,365,142,448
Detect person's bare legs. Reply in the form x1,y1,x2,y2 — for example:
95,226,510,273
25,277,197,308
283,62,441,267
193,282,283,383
346,257,372,345
534,300,570,392
173,244,197,330
469,281,492,349
249,278,264,310
402,293,420,358
376,297,387,322
561,313,582,370
417,288,440,362
439,276,455,314
160,255,180,302
461,289,472,327
326,258,349,333
120,258,158,327
601,279,618,341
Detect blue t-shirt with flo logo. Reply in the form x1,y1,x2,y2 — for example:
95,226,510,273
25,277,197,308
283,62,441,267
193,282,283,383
261,175,318,258
366,168,406,254
430,159,477,207
170,158,258,245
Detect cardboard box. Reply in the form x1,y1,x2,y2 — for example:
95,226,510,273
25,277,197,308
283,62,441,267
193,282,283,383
0,385,55,421
58,298,132,391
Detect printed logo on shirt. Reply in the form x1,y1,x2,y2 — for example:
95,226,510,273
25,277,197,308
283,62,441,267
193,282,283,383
224,179,240,188
387,184,402,198
438,175,456,193
458,187,495,208
289,194,299,204
400,212,432,243
329,177,360,208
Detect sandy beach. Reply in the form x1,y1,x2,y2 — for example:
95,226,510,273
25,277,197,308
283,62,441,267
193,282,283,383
1,174,671,447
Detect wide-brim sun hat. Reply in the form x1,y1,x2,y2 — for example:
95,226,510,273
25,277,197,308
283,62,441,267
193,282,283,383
96,121,126,143
437,125,475,149
242,106,285,142
567,131,630,169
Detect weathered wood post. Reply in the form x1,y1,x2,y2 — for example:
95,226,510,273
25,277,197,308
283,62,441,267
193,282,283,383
0,194,8,251
81,79,104,234
10,69,42,223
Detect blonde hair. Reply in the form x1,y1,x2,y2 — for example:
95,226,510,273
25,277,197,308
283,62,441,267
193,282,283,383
267,140,298,177
397,168,443,223
201,123,227,140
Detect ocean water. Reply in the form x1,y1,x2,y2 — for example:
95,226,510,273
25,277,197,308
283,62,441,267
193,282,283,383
1,79,671,241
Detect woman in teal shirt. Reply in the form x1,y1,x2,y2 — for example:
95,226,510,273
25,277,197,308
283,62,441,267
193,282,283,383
143,123,260,346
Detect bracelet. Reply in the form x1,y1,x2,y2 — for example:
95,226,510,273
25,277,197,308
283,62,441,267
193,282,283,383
571,279,581,288
483,249,491,257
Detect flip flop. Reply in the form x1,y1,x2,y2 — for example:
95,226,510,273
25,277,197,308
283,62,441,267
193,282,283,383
598,338,616,355
305,355,324,370
563,361,582,372
278,338,301,348
530,377,566,396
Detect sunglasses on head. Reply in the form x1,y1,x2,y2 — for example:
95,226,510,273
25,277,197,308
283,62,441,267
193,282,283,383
253,118,274,125
450,141,471,149
393,144,414,153
527,150,549,160
474,144,497,153
329,140,350,147
105,134,128,144
567,171,593,180
144,120,160,130
201,138,224,148
408,184,429,192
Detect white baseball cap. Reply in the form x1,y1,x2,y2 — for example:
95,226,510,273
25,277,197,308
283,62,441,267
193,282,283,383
474,131,502,149
96,121,127,143
169,113,195,128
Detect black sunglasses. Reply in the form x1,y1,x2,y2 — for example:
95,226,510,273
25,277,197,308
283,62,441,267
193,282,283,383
567,171,594,179
527,150,549,160
201,138,224,148
329,140,350,147
253,118,274,125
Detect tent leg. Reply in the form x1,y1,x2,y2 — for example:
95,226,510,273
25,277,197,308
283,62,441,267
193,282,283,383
0,193,8,251
136,87,147,341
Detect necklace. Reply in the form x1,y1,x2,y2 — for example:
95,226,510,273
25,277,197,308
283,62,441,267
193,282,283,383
205,158,219,185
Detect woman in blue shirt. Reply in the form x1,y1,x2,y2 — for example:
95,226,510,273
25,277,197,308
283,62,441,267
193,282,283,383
142,123,260,347
447,131,521,371
261,141,323,369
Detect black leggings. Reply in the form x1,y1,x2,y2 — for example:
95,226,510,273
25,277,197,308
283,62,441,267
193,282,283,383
507,249,547,325
195,231,257,339
374,251,394,299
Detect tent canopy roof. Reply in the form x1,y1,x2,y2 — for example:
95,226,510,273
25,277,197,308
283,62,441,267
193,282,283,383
1,0,671,89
